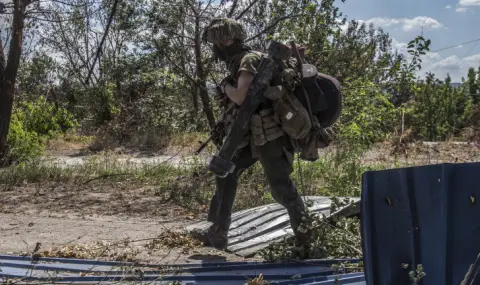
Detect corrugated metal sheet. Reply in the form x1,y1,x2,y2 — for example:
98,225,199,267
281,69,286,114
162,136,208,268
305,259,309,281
0,254,365,284
361,162,480,285
185,196,360,257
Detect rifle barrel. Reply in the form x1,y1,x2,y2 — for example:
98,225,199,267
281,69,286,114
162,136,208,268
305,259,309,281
194,137,212,155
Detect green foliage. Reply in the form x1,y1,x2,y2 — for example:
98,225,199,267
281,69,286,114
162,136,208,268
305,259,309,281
466,67,479,104
17,53,58,101
4,97,78,165
259,198,362,262
5,112,45,165
12,0,479,150
402,263,427,285
312,19,401,85
338,80,399,150
15,96,79,138
406,73,473,140
131,69,208,132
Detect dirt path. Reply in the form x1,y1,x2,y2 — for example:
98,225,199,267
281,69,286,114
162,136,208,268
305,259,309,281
0,213,254,264
0,213,256,265
1,213,179,255
0,181,257,264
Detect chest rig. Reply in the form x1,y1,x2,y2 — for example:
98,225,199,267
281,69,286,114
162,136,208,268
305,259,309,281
221,50,285,154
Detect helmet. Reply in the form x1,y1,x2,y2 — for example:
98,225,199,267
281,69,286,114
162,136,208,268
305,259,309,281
202,18,247,44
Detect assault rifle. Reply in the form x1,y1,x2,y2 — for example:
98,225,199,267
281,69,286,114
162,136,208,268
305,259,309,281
194,122,224,155
194,77,236,156
207,40,291,178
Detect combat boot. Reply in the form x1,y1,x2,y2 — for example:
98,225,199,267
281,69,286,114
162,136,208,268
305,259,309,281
294,226,313,246
191,224,229,250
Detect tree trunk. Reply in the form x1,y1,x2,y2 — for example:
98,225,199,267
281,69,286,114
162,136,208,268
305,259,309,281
0,0,30,161
194,11,215,128
0,90,13,161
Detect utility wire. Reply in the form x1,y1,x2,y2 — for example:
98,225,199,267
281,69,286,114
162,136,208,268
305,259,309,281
463,40,479,58
431,38,480,53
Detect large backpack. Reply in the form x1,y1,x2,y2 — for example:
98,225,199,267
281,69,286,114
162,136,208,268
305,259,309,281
266,43,343,161
295,71,342,128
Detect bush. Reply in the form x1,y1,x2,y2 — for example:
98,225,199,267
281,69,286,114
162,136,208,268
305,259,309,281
4,97,79,165
5,112,45,165
17,96,79,138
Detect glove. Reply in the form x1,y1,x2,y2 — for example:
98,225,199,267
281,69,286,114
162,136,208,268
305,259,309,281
220,75,236,92
214,75,235,108
214,85,225,100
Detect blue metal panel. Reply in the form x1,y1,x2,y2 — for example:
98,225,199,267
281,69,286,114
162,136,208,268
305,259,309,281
361,162,480,285
274,272,365,284
186,196,360,257
0,255,365,284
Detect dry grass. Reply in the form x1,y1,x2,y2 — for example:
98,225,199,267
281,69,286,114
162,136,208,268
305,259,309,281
86,127,209,154
145,230,203,254
244,274,269,285
24,231,203,263
46,133,94,151
37,240,140,261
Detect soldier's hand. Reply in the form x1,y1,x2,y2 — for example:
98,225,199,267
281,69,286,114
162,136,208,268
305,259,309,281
214,86,225,101
220,75,235,90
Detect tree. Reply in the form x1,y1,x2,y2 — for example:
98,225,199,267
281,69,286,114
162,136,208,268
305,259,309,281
467,67,478,104
0,0,36,160
142,0,335,128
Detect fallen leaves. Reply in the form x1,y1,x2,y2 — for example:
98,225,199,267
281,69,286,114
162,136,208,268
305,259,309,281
245,274,269,285
41,240,140,261
144,230,202,254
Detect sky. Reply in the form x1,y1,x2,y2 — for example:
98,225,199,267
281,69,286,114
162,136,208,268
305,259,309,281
337,0,480,82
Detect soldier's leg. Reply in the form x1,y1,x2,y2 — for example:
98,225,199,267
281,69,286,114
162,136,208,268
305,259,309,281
256,138,311,244
198,146,257,249
208,146,257,230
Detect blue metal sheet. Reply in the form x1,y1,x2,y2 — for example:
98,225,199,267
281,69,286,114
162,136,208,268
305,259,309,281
275,272,365,284
186,196,360,257
0,255,365,284
361,162,480,285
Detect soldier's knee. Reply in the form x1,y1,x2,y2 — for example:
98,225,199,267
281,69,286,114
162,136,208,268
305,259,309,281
270,183,300,204
216,166,247,184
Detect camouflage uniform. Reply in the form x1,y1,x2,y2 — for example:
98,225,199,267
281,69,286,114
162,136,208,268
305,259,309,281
197,18,310,250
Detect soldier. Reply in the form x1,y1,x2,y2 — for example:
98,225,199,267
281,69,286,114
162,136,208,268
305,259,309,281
194,18,311,250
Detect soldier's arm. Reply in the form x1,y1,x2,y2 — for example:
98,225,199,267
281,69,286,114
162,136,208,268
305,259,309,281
223,71,254,106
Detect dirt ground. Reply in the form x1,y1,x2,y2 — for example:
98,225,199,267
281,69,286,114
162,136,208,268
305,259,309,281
1,140,479,265
0,213,254,264
0,182,256,264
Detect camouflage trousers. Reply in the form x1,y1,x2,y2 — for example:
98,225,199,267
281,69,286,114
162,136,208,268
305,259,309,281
207,136,308,240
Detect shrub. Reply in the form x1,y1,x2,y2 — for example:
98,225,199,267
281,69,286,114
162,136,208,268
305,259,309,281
3,96,78,165
5,112,45,165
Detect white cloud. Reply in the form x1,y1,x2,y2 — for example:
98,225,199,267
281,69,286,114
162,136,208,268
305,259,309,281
459,0,480,6
456,7,468,12
458,45,464,48
464,54,480,63
429,55,462,70
391,38,479,82
402,17,444,31
423,53,480,81
364,16,444,32
391,38,408,54
445,5,452,8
